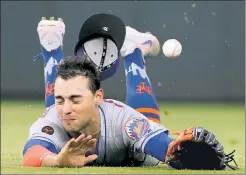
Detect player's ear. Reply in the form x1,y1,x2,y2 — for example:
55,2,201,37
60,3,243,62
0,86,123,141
94,88,104,105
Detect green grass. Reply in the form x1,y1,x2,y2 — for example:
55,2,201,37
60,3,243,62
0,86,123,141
1,100,245,174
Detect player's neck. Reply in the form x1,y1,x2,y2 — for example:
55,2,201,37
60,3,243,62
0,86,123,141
79,107,101,139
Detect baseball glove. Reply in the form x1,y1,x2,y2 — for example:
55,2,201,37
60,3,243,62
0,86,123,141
165,127,238,170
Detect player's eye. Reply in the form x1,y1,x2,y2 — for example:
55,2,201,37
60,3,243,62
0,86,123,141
56,100,64,105
73,101,80,104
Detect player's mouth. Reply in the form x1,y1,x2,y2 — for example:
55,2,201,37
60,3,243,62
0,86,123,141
63,119,76,124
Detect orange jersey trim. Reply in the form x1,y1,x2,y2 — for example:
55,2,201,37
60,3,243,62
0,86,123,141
136,107,160,116
147,117,160,124
22,145,53,167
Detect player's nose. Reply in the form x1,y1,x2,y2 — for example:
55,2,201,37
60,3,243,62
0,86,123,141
62,101,72,115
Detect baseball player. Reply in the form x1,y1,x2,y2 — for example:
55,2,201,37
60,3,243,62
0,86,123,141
22,53,180,167
22,13,176,167
22,14,234,170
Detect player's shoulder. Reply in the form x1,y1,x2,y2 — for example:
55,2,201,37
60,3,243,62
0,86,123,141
29,104,62,131
100,98,146,121
27,105,70,152
100,99,139,116
38,104,58,121
101,99,122,106
100,99,134,111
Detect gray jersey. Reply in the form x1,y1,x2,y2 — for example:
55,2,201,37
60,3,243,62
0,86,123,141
27,99,168,166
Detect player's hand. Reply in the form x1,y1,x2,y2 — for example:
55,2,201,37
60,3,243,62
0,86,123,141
166,128,194,159
56,134,98,167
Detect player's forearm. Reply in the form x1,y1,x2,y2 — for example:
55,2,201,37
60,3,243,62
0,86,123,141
41,153,60,167
134,131,173,161
144,131,173,161
22,145,58,167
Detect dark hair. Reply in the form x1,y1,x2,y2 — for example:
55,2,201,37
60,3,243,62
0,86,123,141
56,55,100,94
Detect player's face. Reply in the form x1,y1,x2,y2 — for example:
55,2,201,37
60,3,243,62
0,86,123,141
54,76,102,133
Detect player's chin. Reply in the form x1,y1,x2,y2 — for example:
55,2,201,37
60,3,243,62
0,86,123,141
62,120,78,130
64,125,80,133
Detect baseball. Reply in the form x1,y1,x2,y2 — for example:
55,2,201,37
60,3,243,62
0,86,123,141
162,39,182,58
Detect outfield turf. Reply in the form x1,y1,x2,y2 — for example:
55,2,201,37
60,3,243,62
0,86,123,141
1,100,245,174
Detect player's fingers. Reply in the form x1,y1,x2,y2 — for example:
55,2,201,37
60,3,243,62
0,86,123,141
81,135,93,143
74,139,97,155
167,129,194,157
87,139,97,147
64,137,76,150
88,138,97,144
82,139,97,151
76,136,94,152
82,154,98,165
176,128,193,143
79,135,93,147
77,135,93,148
75,134,86,143
166,142,176,158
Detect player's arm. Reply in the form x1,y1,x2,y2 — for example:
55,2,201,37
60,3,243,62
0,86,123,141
123,113,195,165
23,113,97,167
23,136,98,167
22,117,61,167
123,117,173,162
23,139,59,167
22,113,68,167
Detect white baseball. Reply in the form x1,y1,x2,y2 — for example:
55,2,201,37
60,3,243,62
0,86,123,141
162,39,182,58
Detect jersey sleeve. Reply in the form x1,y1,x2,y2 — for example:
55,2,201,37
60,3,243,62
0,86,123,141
122,110,172,164
23,115,70,155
